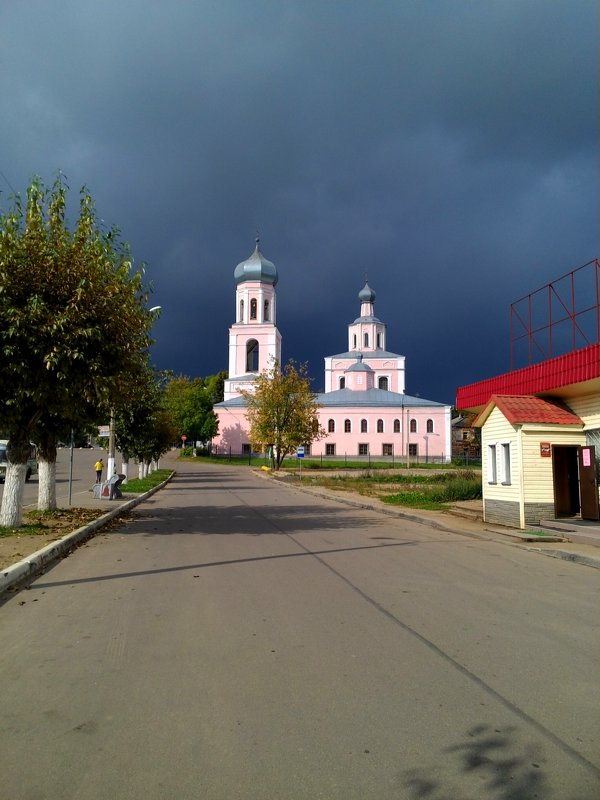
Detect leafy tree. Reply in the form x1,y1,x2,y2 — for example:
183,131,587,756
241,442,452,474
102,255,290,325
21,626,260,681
0,176,153,525
162,376,219,445
114,367,177,479
241,360,324,469
205,370,227,404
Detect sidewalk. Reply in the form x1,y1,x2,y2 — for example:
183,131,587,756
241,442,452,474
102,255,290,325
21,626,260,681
0,473,174,597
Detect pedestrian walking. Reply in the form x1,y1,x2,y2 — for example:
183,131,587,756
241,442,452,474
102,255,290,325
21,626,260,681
94,458,104,483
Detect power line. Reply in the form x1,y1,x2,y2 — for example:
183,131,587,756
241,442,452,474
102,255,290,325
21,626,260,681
0,169,17,195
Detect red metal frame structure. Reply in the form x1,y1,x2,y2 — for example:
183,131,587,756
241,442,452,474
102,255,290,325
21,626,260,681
456,342,599,410
509,259,600,370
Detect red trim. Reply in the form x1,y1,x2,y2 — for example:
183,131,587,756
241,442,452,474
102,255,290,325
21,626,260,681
456,343,599,411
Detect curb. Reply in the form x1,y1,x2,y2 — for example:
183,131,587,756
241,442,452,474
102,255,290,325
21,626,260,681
265,474,600,570
519,547,600,570
0,472,174,597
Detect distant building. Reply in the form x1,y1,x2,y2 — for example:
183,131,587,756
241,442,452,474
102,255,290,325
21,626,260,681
213,242,451,461
451,414,481,461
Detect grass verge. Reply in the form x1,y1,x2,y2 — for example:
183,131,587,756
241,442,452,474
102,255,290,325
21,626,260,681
0,507,105,537
122,469,173,493
299,469,482,511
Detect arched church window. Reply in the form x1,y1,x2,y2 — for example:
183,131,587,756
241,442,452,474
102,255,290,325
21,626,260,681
426,419,434,433
344,419,351,433
264,300,270,321
339,377,345,389
377,419,384,433
328,419,335,433
376,333,381,348
353,334,357,350
246,339,259,372
364,333,369,347
250,298,257,320
393,419,400,433
410,418,417,433
361,419,368,433
378,376,388,390
239,299,244,322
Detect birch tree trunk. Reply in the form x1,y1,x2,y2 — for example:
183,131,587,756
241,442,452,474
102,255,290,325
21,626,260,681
0,462,27,527
121,452,129,484
37,430,58,511
37,459,57,511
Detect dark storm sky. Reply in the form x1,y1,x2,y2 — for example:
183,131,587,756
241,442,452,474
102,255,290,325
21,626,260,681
1,1,597,404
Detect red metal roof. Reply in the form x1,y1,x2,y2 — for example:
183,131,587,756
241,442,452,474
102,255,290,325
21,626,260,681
456,343,599,411
474,395,583,427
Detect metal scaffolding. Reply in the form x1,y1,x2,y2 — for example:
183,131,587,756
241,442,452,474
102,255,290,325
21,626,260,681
509,259,600,370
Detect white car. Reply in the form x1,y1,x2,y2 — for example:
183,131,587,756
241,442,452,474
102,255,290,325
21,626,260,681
0,440,38,483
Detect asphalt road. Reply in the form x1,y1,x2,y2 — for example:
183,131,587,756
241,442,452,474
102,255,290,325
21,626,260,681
0,447,143,510
1,463,598,799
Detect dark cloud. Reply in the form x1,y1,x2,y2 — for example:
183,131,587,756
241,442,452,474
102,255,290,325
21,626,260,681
0,1,596,405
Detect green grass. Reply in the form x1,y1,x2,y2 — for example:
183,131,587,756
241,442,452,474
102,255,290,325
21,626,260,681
123,469,173,493
300,468,482,510
381,491,446,510
0,522,46,537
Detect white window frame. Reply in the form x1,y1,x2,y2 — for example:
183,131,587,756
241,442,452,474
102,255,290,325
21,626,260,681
487,444,497,484
499,442,511,485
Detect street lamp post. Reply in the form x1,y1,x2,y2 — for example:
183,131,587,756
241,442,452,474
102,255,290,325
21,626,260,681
107,409,116,478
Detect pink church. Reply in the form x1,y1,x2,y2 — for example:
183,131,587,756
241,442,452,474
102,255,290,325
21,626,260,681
213,241,451,462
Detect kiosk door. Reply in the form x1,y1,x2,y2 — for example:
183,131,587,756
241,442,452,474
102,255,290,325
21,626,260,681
579,446,599,521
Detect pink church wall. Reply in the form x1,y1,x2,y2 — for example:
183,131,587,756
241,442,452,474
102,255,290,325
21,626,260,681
326,357,405,393
212,406,249,454
213,404,451,461
310,406,449,459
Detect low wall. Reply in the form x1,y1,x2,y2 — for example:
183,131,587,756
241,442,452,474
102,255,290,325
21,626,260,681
524,502,556,526
484,498,521,528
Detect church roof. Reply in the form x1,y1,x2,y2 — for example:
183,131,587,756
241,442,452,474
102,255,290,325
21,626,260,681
315,388,447,408
214,396,247,408
216,389,448,409
234,239,278,286
358,281,376,302
328,349,403,360
352,315,382,324
346,355,373,372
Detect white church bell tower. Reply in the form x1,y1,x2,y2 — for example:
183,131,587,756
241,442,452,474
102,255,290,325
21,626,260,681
223,239,282,401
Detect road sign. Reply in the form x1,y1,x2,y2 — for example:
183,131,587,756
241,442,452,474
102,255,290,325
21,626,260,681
296,446,304,458
181,435,187,442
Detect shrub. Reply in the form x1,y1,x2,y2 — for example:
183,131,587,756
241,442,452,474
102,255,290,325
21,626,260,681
429,475,482,503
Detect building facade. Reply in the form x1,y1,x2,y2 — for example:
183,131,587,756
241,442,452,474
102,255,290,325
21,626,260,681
456,344,600,527
213,243,452,461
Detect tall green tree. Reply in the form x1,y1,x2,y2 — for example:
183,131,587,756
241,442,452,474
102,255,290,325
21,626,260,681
241,360,324,469
162,376,219,445
114,367,177,480
0,176,153,525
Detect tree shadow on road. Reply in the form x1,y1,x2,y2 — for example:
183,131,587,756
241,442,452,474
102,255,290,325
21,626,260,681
128,502,399,536
403,723,593,800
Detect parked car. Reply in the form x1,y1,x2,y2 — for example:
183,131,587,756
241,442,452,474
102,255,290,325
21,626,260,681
0,440,38,483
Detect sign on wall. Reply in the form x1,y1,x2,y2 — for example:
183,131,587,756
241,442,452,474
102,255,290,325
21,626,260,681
540,442,551,457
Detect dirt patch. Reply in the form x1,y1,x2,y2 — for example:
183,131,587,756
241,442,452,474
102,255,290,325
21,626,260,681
0,508,107,571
